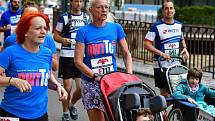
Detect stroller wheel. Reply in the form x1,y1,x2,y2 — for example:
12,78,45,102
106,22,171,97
153,111,168,121
168,108,183,121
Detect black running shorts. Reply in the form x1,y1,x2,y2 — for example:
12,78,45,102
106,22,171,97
58,57,81,79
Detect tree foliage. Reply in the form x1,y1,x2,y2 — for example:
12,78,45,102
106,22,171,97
158,6,215,26
21,0,43,5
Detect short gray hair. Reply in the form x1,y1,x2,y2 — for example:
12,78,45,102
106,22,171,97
88,0,110,8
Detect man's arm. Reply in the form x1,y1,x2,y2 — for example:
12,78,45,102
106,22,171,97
0,24,10,32
144,40,170,60
54,30,71,46
180,39,189,60
53,30,63,43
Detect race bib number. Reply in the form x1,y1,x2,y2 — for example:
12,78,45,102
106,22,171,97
164,49,179,56
10,25,17,34
71,33,76,39
164,42,179,56
0,117,19,121
91,56,114,75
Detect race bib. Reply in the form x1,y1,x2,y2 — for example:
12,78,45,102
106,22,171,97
0,117,19,121
71,33,76,39
164,42,179,56
11,25,17,34
91,56,114,75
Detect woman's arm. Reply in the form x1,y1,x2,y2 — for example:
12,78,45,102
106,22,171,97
52,54,58,72
0,66,32,92
74,42,94,79
119,38,133,74
49,72,67,101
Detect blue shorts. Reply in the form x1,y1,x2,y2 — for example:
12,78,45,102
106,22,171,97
81,80,105,112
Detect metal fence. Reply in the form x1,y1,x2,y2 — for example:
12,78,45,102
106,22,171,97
116,20,215,78
52,9,215,78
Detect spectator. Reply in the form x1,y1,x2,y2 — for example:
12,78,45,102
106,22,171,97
0,13,67,120
54,0,90,120
74,0,133,120
144,0,189,97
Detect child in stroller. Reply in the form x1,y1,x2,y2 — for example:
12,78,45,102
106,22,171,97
100,71,167,121
135,108,154,121
172,67,215,117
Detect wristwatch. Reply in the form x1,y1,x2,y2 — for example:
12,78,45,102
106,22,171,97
92,73,99,80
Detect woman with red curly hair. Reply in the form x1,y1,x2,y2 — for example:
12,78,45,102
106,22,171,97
0,13,67,121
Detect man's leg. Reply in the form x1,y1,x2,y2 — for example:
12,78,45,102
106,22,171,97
69,77,81,120
70,77,81,105
154,68,170,98
62,78,72,121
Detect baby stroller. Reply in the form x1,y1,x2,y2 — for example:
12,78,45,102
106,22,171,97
100,71,167,121
158,56,215,121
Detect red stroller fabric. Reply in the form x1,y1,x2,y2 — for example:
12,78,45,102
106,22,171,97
100,71,142,121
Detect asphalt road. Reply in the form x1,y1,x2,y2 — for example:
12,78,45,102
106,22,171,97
48,74,159,121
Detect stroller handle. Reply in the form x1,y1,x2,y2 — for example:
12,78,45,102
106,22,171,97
158,56,185,72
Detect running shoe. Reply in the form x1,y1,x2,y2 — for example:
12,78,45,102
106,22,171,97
69,106,78,120
62,113,70,121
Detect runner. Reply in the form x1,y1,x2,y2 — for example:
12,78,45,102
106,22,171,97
0,13,67,121
144,0,189,97
74,0,133,120
3,2,58,72
54,0,90,120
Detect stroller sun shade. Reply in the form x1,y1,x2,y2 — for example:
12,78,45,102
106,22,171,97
100,71,159,121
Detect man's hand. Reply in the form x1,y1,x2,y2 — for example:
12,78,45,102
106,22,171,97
62,38,71,46
161,52,171,61
6,24,11,30
181,48,189,60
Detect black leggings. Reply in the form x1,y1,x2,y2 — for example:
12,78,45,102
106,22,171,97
0,107,48,121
